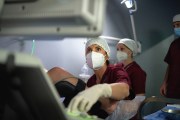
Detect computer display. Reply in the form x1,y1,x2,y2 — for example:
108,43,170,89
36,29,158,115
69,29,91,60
0,0,106,40
0,50,68,120
0,50,102,120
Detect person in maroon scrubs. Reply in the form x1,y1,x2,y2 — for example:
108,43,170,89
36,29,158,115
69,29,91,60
160,14,180,99
106,38,146,120
48,37,131,119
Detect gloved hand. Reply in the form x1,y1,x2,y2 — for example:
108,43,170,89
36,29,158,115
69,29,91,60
67,84,112,113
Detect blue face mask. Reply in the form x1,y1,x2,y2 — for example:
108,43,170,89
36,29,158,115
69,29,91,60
174,28,180,36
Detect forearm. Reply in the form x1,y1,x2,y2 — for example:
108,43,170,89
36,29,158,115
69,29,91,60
67,83,129,112
100,98,118,114
110,83,129,100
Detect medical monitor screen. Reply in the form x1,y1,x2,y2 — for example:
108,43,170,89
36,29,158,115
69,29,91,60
0,50,68,120
0,0,106,40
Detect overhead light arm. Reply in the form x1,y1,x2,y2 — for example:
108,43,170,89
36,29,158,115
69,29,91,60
120,0,141,53
129,0,137,14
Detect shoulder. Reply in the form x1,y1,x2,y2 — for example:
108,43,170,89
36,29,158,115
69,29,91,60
174,37,180,42
106,64,128,75
107,64,129,77
170,37,180,46
131,61,141,68
130,62,146,75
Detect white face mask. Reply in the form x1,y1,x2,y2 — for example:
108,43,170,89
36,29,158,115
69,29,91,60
86,51,105,70
116,51,128,62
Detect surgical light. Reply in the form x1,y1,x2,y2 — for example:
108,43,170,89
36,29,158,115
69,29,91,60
121,0,133,8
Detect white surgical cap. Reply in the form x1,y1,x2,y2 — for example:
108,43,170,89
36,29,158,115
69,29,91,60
118,38,138,56
86,37,110,57
173,14,180,22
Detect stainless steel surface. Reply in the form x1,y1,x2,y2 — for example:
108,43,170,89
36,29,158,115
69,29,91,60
161,108,180,114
